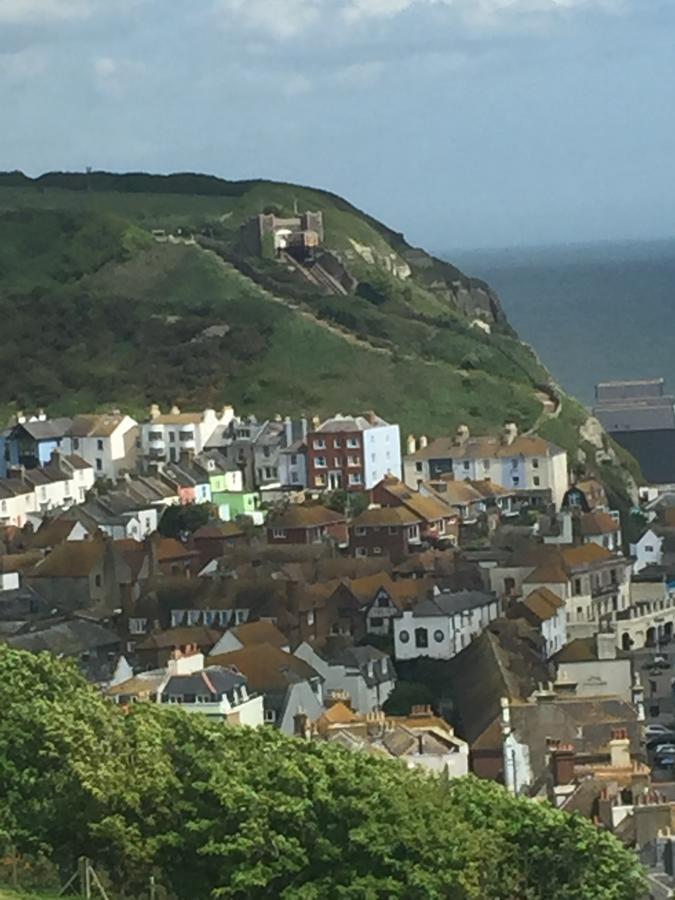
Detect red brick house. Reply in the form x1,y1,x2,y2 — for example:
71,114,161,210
350,506,423,562
306,413,401,493
266,505,348,546
370,475,459,545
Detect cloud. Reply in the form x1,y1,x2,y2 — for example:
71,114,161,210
0,0,96,22
214,0,321,39
93,55,145,99
0,47,49,80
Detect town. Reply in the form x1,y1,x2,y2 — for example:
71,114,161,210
2,391,675,894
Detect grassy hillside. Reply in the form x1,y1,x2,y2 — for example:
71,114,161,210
0,170,637,499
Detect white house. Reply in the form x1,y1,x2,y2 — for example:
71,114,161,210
140,405,235,464
156,651,263,726
294,643,395,714
630,529,664,574
511,587,567,657
404,424,569,509
63,414,138,480
0,453,94,526
393,589,500,661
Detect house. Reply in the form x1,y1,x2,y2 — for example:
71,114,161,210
153,537,200,577
631,529,664,573
23,451,95,513
309,704,469,777
266,505,347,546
209,619,290,656
306,412,401,492
140,405,235,464
294,641,396,713
111,647,264,726
553,632,633,702
157,649,263,725
207,642,324,732
133,625,223,669
2,413,72,474
562,478,609,512
578,511,622,551
393,589,500,661
63,413,138,480
370,476,459,545
192,522,248,566
404,423,568,509
240,210,325,259
616,568,675,651
72,493,159,541
5,618,122,683
279,439,308,490
350,506,423,562
26,535,133,612
30,516,92,550
506,586,567,657
0,479,37,527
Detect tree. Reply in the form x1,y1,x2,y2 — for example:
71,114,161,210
158,503,214,538
0,647,646,899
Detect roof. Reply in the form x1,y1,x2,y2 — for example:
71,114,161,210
432,480,484,507
408,433,563,461
135,626,222,651
561,543,615,568
31,518,83,549
29,540,105,578
162,666,247,697
155,537,197,562
315,412,388,433
229,620,288,650
323,644,393,687
149,413,203,425
267,505,345,529
208,643,320,691
193,522,246,540
376,477,456,522
411,589,496,617
0,551,44,573
106,672,165,698
6,619,120,655
579,512,620,536
521,587,564,622
352,506,421,528
553,637,630,663
10,417,72,441
68,414,129,438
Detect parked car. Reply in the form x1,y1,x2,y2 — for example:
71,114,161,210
646,723,673,737
653,742,675,755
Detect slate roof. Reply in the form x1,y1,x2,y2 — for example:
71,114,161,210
324,644,393,686
411,589,496,618
162,666,247,698
68,414,128,438
10,417,72,441
6,619,120,655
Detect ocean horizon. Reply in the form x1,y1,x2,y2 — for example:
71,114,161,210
448,238,675,409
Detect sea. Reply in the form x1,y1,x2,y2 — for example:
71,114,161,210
448,239,675,409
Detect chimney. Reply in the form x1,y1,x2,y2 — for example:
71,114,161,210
632,672,645,722
149,403,161,420
502,422,518,446
170,405,181,416
167,649,204,676
418,435,428,450
454,424,470,446
406,434,417,455
550,743,576,786
16,411,25,424
596,631,617,661
284,416,293,447
311,415,321,430
293,712,309,739
37,409,47,422
609,728,631,769
533,682,556,703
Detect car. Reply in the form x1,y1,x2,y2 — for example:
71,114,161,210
647,735,675,750
646,723,673,737
653,743,675,755
656,754,675,768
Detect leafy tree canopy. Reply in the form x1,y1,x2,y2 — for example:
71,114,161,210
0,647,645,899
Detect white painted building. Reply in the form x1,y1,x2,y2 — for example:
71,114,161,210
404,424,569,509
294,643,395,714
630,529,664,574
140,405,236,464
0,453,95,526
393,589,500,661
63,414,138,480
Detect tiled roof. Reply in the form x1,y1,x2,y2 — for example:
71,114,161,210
579,512,620,536
352,506,421,527
135,626,222,651
553,637,630,663
149,413,203,425
408,433,562,461
315,412,388,433
433,480,484,507
230,620,288,649
68,414,128,438
29,540,105,578
208,643,319,691
155,537,197,561
31,518,82,549
561,543,615,568
521,587,564,622
267,505,346,529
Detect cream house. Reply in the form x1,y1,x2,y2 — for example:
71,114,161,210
63,414,138,480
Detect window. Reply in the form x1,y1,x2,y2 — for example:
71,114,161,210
573,578,582,595
97,439,104,451
346,437,360,448
73,438,80,450
264,466,274,479
315,474,326,487
195,695,211,704
355,526,367,536
377,596,389,608
272,528,287,539
512,477,519,486
96,458,103,472
149,431,162,441
348,456,360,467
94,574,102,588
576,606,583,618
334,438,342,448
315,456,327,468
399,629,410,644
532,458,539,469
0,501,5,513
265,709,277,723
415,627,429,648
434,629,444,643
355,547,367,558
645,545,654,553
463,461,470,471
313,439,326,450
416,462,423,472
169,433,176,442
290,454,298,465
388,526,399,535
483,459,490,470
307,610,315,626
334,457,344,468
179,431,193,442
533,476,540,487
349,472,362,485
511,458,518,469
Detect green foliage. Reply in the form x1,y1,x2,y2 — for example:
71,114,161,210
382,681,435,715
0,648,646,899
157,503,214,538
323,490,369,517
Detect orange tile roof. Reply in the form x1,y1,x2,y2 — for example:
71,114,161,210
352,506,421,527
561,543,615,568
230,620,289,649
267,505,346,529
579,512,620,536
208,643,318,691
522,587,564,622
30,541,105,578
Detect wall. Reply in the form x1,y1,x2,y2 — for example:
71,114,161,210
557,658,632,701
278,681,323,736
362,424,402,488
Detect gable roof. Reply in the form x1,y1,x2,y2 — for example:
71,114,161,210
553,637,630,663
6,619,120,655
267,505,345,529
68,414,129,438
162,665,247,697
521,587,565,622
352,506,421,528
10,417,72,441
315,412,388,433
561,543,615,568
411,589,496,618
29,540,105,578
409,433,562,462
208,643,319,691
135,626,222,651
229,620,288,650
579,512,620,536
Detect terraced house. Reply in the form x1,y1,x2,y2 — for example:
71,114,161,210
404,423,568,508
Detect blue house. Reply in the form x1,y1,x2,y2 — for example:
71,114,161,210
3,416,73,475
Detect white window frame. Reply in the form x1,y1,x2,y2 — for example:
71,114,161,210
272,528,287,539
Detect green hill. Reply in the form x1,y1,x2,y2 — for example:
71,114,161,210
0,170,638,500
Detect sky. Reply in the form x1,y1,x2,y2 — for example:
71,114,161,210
1,0,674,250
